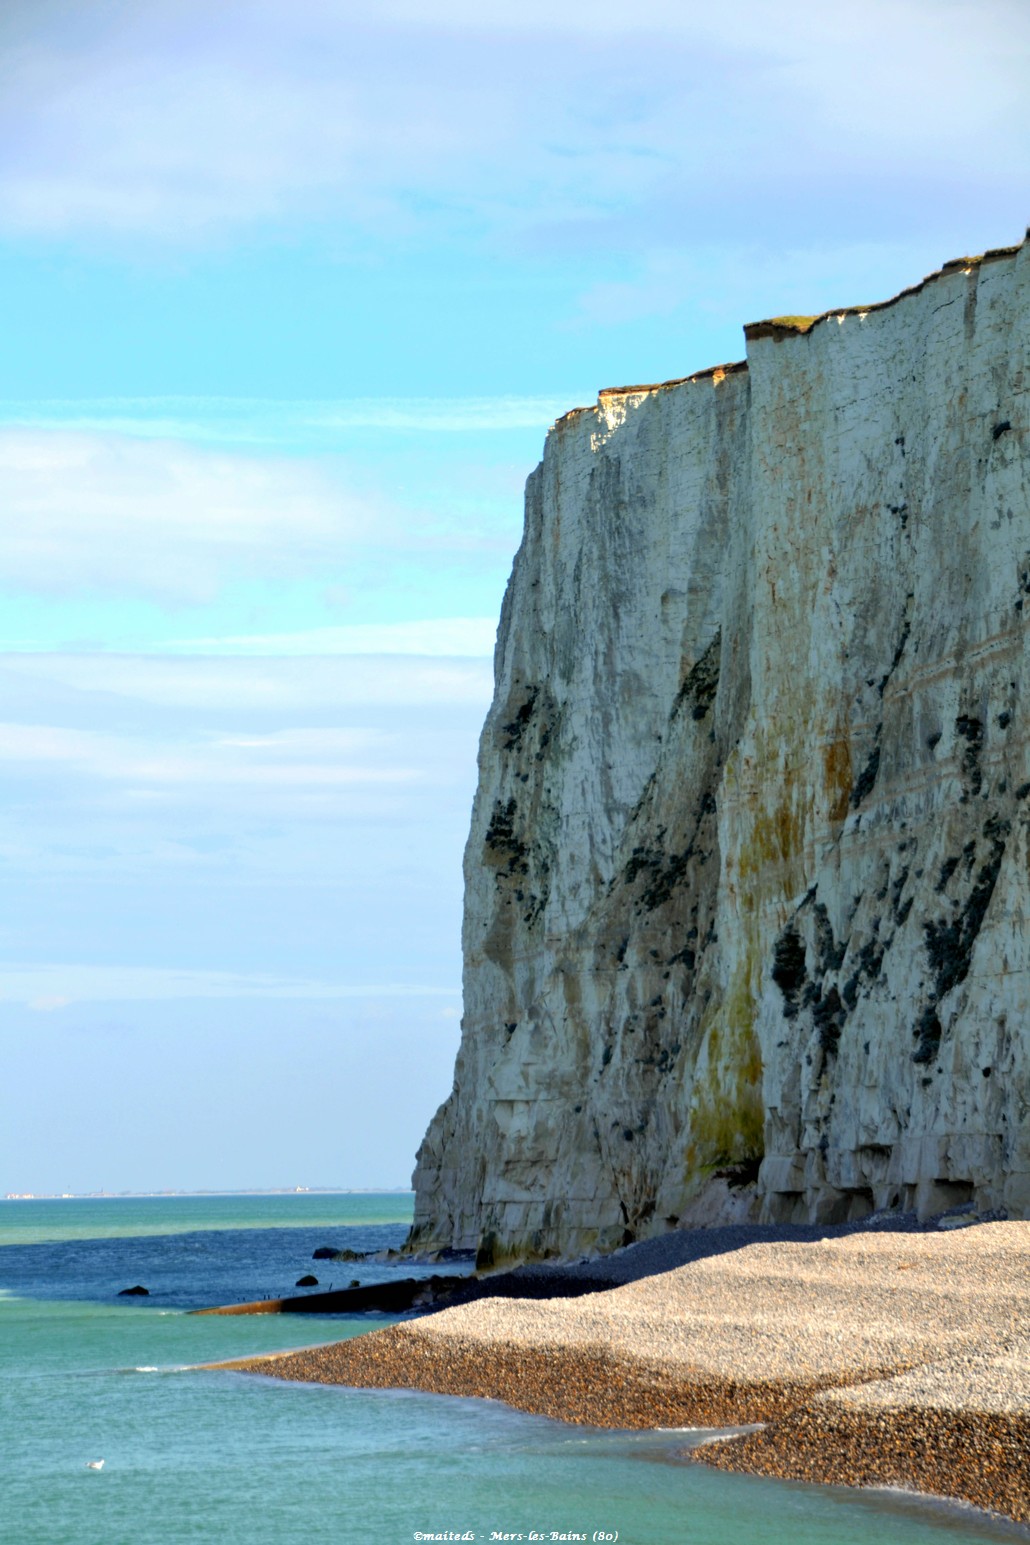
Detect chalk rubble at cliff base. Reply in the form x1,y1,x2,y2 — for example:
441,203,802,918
232,1221,1030,1525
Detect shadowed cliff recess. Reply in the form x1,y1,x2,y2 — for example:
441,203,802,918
410,232,1030,1264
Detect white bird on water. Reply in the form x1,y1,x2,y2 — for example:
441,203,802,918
85,1460,104,1471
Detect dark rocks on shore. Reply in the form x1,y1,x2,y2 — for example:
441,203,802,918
206,1216,968,1321
117,1285,149,1296
295,1274,319,1287
195,1265,618,1318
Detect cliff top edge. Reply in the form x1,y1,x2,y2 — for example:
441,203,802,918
552,230,1027,432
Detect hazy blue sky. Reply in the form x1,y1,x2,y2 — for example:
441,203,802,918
2,0,1028,1193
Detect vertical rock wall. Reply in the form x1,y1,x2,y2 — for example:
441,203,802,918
411,236,1030,1262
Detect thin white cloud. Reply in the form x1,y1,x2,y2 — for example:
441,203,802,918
0,429,371,601
0,651,494,709
0,426,522,608
163,618,497,658
0,651,489,840
214,729,389,752
0,720,418,788
0,396,581,448
2,963,460,1006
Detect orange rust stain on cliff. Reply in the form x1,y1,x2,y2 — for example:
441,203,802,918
597,359,748,401
823,730,852,827
739,787,804,884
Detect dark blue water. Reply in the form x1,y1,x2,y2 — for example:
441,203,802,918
0,1220,419,1309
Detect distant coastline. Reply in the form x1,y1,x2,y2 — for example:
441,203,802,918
3,1187,414,1201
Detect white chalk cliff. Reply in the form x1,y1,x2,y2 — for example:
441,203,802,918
411,235,1030,1263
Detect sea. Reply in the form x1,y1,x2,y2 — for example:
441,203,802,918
0,1193,1022,1545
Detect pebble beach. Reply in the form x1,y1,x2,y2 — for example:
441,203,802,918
228,1219,1030,1526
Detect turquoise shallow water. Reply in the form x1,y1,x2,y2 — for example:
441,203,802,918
0,1191,415,1245
0,1196,1021,1545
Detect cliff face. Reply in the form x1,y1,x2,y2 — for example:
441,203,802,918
411,236,1030,1263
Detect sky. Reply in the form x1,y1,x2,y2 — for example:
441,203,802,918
1,0,1028,1195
